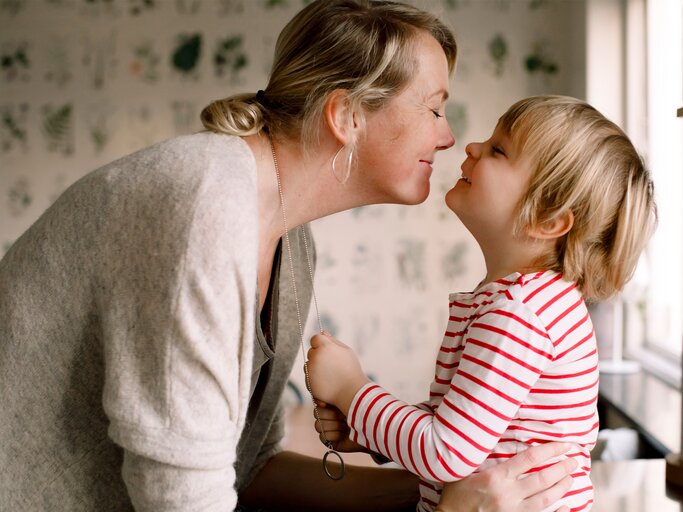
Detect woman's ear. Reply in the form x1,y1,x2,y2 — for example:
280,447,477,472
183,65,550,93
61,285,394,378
323,90,359,146
527,210,574,240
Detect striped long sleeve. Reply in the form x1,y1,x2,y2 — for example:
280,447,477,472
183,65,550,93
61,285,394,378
347,271,598,512
349,304,554,481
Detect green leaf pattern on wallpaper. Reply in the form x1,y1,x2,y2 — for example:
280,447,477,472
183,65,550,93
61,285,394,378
0,0,26,17
525,41,559,76
41,104,74,155
129,0,155,16
1,41,30,83
214,35,248,83
488,34,508,77
264,0,288,8
1,103,28,152
172,33,202,78
85,104,115,154
8,178,31,217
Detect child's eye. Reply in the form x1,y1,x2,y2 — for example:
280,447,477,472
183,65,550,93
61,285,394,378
492,146,506,157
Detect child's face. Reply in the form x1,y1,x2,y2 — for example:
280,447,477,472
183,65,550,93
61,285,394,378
444,123,534,244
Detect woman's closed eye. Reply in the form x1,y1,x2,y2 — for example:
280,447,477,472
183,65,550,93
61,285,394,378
431,109,444,119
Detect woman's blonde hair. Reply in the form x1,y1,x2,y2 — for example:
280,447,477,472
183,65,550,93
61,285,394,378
201,0,456,146
499,95,657,301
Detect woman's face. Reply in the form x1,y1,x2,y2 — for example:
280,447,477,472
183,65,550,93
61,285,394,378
356,30,455,205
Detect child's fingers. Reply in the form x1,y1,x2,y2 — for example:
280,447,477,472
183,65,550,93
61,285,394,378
320,431,343,443
309,333,334,349
316,406,344,420
316,422,347,439
315,418,347,434
311,332,352,350
309,334,323,349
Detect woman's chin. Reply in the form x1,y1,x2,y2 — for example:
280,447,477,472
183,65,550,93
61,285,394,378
399,182,431,205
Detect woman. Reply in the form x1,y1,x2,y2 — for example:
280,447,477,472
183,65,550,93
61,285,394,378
0,1,574,510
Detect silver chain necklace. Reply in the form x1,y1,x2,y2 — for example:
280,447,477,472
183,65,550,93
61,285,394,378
268,137,346,481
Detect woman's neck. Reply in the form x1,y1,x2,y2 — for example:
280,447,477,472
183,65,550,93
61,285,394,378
244,132,377,246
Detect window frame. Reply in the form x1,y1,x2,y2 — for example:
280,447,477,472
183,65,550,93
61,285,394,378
587,0,683,389
631,0,683,388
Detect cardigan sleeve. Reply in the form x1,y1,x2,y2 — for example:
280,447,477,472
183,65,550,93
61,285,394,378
103,135,259,510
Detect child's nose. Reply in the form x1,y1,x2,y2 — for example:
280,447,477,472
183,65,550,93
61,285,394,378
465,142,478,158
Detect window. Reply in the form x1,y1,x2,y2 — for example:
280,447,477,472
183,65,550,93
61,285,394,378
613,0,683,386
588,0,683,386
639,0,683,380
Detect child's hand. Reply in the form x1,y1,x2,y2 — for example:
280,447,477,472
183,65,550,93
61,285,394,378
306,333,369,415
313,402,366,453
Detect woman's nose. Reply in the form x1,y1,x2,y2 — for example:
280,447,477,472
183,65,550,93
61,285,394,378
437,125,455,151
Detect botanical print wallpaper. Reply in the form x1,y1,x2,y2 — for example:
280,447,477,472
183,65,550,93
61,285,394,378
0,0,585,404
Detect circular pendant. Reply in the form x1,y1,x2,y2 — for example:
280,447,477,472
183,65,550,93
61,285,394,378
322,449,345,480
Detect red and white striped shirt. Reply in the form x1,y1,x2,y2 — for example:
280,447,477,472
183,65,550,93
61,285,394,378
348,271,598,512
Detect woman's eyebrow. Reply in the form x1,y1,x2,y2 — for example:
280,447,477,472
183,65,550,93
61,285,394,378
427,89,449,101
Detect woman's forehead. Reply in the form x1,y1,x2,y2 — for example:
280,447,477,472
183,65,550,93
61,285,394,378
411,32,450,90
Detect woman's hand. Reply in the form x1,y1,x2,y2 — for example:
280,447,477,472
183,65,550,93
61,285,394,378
313,401,366,453
435,443,577,512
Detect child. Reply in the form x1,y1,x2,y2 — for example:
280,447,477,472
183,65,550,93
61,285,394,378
307,95,657,512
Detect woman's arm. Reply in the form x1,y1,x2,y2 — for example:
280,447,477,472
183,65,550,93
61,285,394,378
313,403,576,512
238,451,419,512
239,444,576,512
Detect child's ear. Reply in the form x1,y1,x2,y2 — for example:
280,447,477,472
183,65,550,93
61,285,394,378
527,210,574,240
323,90,359,146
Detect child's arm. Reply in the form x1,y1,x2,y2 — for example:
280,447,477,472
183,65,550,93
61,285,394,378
309,305,554,483
350,306,554,482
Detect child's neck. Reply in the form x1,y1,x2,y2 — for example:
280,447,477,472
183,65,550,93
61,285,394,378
479,236,551,286
481,263,546,287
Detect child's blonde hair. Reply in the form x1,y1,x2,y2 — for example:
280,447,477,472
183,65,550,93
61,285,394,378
499,95,657,301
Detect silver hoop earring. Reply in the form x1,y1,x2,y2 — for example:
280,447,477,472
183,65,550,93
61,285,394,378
331,146,354,185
